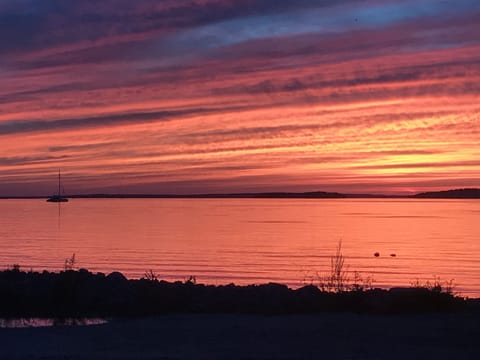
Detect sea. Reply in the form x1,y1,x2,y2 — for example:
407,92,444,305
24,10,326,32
1,198,479,297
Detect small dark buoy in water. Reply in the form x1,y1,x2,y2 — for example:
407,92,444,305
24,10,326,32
374,252,380,257
390,253,397,257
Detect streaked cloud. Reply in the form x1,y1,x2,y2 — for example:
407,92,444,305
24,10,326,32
1,0,479,195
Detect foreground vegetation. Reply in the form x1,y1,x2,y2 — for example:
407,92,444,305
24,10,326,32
0,266,478,318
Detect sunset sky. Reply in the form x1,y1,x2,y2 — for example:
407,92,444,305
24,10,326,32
1,0,480,196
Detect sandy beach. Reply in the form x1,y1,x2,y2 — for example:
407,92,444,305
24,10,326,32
1,312,479,359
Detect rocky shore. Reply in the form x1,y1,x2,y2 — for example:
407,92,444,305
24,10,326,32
1,268,478,318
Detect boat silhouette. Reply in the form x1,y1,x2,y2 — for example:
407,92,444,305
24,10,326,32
47,170,69,202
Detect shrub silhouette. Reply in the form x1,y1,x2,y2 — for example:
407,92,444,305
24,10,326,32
0,268,470,318
317,241,374,293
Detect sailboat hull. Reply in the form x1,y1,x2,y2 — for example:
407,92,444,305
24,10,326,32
46,196,69,202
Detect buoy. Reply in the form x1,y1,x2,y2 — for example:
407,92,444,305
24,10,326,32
374,252,380,257
390,253,396,257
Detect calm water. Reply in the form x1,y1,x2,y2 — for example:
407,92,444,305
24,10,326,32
1,199,479,296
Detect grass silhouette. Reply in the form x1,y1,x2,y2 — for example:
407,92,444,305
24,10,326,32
0,243,474,318
0,266,474,318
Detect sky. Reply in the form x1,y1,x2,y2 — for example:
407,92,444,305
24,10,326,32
1,0,479,196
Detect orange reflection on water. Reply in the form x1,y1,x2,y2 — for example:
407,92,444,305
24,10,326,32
0,199,479,297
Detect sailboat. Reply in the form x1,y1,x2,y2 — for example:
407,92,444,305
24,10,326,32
47,170,69,202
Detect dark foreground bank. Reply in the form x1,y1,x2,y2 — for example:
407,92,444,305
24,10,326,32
1,313,480,359
1,269,479,318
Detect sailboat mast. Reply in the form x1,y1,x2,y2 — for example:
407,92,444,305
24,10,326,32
47,169,68,202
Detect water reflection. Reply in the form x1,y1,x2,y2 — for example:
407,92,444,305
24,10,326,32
0,199,479,296
0,318,107,328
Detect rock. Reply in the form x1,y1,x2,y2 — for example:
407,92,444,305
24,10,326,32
106,271,127,282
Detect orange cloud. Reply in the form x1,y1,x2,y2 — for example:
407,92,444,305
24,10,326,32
1,4,480,195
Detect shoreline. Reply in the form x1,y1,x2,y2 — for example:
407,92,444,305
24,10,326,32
1,268,479,319
1,187,480,199
2,269,479,359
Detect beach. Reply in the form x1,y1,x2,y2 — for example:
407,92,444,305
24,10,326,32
1,312,479,359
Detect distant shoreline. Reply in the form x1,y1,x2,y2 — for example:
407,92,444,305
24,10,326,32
1,188,480,199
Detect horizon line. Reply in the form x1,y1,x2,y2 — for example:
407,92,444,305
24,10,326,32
1,188,479,199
